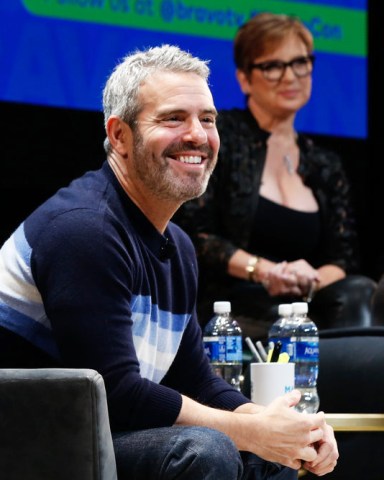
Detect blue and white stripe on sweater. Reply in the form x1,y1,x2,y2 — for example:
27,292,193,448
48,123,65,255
130,293,190,382
0,224,59,358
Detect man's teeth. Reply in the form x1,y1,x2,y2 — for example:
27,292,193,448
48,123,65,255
179,156,202,164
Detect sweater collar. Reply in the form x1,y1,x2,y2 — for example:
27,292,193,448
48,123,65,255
102,161,177,261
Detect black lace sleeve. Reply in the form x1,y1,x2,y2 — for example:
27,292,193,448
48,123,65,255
300,141,360,273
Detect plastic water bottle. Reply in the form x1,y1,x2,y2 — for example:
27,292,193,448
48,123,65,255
268,303,293,346
291,302,320,414
203,301,243,391
268,302,319,413
268,303,295,364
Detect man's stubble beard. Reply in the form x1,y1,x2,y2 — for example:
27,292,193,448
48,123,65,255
132,132,217,203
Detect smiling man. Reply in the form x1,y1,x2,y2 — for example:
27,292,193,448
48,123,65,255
0,44,337,479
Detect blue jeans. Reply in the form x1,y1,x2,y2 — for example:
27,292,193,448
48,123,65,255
113,426,298,480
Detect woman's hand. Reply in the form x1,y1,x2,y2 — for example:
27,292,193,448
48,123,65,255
227,250,341,300
262,260,319,297
285,259,320,298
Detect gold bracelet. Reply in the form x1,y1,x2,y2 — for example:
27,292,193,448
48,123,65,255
245,256,260,282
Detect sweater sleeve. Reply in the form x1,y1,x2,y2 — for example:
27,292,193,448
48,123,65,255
162,311,250,411
31,208,185,431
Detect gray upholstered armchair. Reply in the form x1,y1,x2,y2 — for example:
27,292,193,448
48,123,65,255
0,368,117,480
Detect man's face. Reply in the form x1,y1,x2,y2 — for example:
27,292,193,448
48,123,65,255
131,71,219,203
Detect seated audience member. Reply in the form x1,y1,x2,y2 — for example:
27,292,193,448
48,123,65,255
0,45,338,479
174,12,377,341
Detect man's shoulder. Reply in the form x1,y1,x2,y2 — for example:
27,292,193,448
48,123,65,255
24,165,117,245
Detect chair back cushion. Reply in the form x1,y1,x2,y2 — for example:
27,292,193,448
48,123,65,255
318,326,384,413
0,368,117,480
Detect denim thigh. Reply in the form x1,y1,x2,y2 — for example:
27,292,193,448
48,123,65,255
113,426,297,480
113,425,242,480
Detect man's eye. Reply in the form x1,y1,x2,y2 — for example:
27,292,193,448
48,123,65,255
201,116,216,124
164,116,181,122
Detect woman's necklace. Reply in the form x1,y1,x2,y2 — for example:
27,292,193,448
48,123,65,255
267,129,298,175
283,154,295,175
283,130,298,175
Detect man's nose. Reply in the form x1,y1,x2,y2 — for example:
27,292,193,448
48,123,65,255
183,119,208,144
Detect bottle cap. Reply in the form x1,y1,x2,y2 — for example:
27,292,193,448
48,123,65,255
213,301,231,314
292,302,308,314
278,303,293,316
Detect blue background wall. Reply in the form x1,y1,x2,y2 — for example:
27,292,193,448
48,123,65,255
1,0,382,279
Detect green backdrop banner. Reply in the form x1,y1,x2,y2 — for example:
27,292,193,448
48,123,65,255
23,0,366,56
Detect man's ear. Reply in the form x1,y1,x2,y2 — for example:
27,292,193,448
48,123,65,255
236,69,252,95
106,116,133,155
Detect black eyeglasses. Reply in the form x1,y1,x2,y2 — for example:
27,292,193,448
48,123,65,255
250,55,315,81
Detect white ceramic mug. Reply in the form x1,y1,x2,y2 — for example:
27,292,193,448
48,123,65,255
250,362,295,406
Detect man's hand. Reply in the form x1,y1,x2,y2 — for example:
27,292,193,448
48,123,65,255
239,390,324,470
302,418,339,476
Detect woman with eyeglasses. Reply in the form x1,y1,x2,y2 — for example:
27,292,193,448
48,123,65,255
174,12,377,341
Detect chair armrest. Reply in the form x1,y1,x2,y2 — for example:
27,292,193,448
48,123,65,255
325,413,384,431
0,368,117,480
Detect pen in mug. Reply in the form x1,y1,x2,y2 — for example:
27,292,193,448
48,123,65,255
245,336,263,362
255,340,268,362
270,340,282,363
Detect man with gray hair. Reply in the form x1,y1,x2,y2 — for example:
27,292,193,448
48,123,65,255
0,44,337,479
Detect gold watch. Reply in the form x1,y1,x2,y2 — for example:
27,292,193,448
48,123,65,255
245,256,260,282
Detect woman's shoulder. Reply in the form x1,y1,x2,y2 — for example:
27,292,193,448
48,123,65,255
299,135,350,199
217,107,246,122
216,108,267,152
217,108,258,132
300,134,343,171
